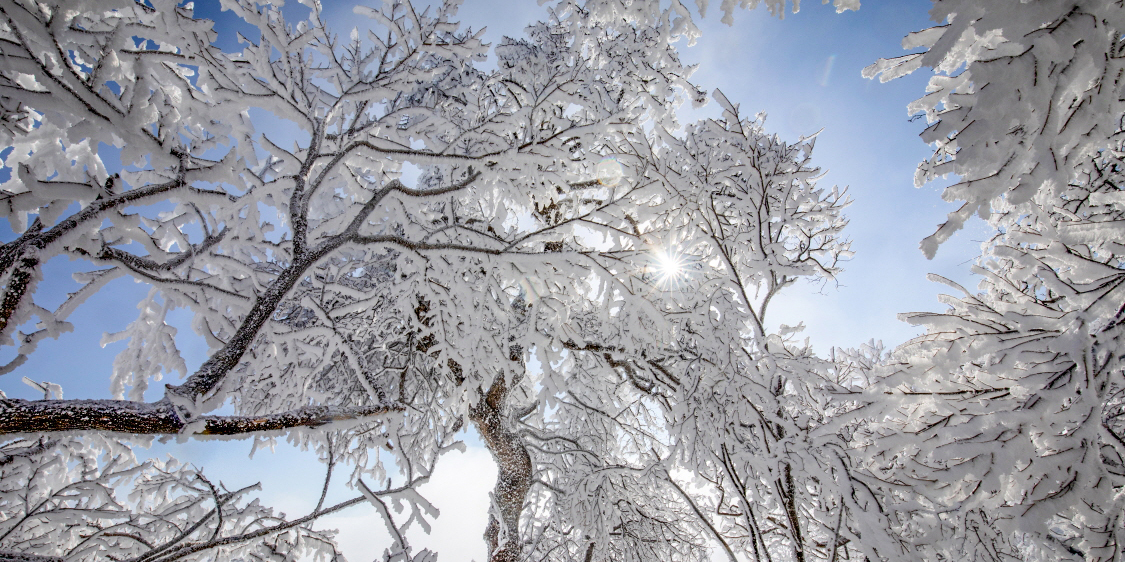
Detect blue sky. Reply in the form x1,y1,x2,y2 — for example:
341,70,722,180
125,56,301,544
674,1,990,353
0,1,988,560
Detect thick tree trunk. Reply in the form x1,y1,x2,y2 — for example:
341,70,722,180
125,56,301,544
469,375,531,562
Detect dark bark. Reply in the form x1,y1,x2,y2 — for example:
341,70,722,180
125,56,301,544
164,250,325,404
0,551,63,562
0,177,214,338
0,398,400,436
781,464,805,562
167,173,479,405
164,179,396,404
0,255,38,338
470,375,532,562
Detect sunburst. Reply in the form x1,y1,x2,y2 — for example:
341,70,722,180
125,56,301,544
651,246,690,289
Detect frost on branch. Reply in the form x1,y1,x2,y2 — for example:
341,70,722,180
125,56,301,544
0,436,343,562
0,0,739,559
845,1,1125,558
866,0,1125,258
0,0,1031,560
844,144,1125,559
637,96,899,562
493,90,888,562
103,289,187,402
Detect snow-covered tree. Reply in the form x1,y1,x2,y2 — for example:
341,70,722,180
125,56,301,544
483,84,886,562
849,1,1125,559
639,96,903,562
12,0,1123,561
0,0,719,559
0,434,451,562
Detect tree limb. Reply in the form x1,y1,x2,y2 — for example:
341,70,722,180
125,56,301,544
0,399,401,436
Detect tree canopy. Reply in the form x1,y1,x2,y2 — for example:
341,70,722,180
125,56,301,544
0,0,1122,561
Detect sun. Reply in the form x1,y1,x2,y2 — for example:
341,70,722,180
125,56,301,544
652,247,687,286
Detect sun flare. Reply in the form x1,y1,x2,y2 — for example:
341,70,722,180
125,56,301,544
595,157,625,186
652,248,686,285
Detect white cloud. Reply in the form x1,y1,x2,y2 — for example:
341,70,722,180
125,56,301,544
405,445,497,562
317,444,500,562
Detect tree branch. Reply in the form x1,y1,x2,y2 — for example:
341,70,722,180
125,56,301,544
0,551,64,562
0,399,401,436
